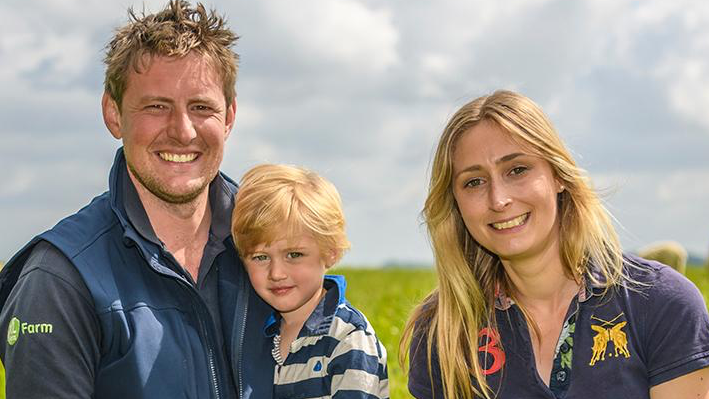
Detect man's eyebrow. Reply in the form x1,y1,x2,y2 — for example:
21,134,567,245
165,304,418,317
138,95,174,104
454,153,527,176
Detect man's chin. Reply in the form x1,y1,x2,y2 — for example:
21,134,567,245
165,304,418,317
150,186,207,204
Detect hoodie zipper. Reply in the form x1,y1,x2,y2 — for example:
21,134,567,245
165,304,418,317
233,276,249,399
154,247,223,399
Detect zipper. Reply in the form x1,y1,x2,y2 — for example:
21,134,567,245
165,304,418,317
234,276,249,399
199,308,220,399
207,337,221,399
161,250,222,399
124,226,225,398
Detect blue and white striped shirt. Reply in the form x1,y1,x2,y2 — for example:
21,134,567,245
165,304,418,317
264,275,389,399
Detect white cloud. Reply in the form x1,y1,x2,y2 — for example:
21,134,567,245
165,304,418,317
3,0,709,265
259,0,399,73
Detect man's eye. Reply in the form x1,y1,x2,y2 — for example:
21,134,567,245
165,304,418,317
193,105,214,112
286,252,304,259
144,104,169,113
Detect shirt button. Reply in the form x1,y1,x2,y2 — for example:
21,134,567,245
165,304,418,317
560,342,569,353
556,370,567,382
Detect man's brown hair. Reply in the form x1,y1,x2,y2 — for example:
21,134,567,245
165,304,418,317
104,0,239,109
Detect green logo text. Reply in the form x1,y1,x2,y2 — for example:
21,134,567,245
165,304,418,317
6,317,53,345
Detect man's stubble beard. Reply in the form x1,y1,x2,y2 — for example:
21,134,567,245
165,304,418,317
127,161,212,205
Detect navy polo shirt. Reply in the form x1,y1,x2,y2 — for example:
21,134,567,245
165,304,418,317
408,255,709,398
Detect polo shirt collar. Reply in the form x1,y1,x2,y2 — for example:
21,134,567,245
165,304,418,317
494,267,603,311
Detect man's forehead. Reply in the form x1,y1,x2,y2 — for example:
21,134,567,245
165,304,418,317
120,51,226,101
129,51,217,76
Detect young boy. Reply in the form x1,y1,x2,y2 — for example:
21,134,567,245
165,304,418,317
231,164,389,399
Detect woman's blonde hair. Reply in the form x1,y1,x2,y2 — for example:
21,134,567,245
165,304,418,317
231,164,350,263
400,90,625,398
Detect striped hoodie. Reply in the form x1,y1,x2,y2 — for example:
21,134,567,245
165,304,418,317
263,275,389,399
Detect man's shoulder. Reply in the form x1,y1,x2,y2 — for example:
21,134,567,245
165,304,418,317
20,241,81,280
42,191,121,258
4,240,94,315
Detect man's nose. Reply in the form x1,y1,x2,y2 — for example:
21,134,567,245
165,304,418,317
167,110,197,145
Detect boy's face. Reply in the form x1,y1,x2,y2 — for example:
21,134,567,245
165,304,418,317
243,232,335,324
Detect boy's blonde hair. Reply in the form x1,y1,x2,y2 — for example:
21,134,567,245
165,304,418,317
232,164,350,263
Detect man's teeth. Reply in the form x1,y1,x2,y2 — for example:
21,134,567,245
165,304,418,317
492,214,528,230
159,153,197,163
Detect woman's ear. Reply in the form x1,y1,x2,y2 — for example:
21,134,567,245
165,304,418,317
556,178,565,194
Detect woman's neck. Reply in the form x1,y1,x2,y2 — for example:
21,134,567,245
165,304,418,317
501,250,580,313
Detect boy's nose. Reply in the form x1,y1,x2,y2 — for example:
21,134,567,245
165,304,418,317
268,260,287,281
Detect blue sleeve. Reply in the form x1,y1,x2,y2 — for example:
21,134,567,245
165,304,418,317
644,265,709,386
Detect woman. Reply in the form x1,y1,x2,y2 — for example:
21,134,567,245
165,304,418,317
401,90,709,399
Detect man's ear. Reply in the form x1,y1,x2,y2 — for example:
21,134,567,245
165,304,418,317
102,92,123,139
224,98,237,140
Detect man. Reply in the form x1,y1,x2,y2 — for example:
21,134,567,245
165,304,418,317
0,1,273,398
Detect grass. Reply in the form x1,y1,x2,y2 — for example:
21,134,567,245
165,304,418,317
687,264,709,306
335,264,709,399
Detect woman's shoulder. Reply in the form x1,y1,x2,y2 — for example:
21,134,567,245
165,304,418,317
621,253,705,308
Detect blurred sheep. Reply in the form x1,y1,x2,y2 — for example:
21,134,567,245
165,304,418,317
638,241,688,275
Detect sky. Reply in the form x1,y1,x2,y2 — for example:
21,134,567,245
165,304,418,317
1,0,709,266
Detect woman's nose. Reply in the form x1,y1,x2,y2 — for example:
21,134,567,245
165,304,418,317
489,180,512,212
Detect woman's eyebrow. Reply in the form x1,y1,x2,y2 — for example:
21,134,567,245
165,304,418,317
455,152,527,177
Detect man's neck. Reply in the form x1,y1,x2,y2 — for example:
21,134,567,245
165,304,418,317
129,173,212,281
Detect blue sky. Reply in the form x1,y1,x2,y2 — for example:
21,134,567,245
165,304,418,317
2,0,709,265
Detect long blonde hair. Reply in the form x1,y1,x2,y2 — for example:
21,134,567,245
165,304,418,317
400,90,625,398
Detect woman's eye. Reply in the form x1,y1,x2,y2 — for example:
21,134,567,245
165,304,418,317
286,252,304,259
510,166,528,176
464,178,484,188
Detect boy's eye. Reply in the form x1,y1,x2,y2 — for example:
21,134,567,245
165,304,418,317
251,254,269,262
286,252,304,259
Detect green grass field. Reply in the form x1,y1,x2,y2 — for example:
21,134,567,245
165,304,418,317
334,264,709,399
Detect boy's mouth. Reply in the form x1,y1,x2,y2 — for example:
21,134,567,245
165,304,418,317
269,286,294,295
